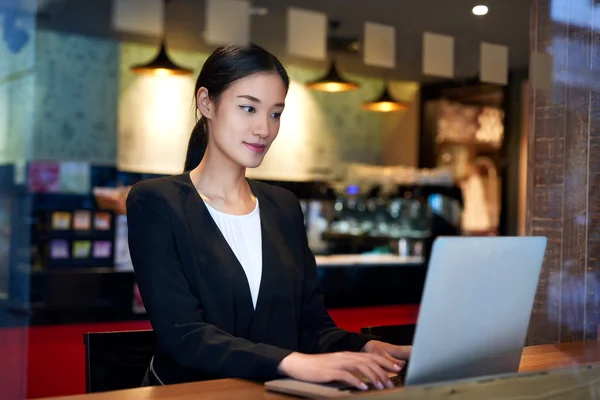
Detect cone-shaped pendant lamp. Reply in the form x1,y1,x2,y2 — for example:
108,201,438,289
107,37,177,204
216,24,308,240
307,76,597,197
130,0,193,76
362,84,407,112
131,41,193,76
306,61,359,92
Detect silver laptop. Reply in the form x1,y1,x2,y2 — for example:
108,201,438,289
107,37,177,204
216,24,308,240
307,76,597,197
404,236,546,386
265,236,547,396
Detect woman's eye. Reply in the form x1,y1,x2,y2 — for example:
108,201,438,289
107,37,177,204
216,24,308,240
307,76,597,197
240,105,256,113
270,112,282,119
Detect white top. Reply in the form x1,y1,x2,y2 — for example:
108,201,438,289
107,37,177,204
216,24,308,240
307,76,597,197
204,199,263,309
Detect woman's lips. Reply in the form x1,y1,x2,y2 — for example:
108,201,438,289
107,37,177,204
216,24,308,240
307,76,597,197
244,142,267,153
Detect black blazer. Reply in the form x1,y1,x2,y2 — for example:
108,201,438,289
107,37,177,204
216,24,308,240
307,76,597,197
126,173,375,385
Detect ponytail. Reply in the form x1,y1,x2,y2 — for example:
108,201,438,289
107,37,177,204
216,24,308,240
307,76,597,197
183,117,208,172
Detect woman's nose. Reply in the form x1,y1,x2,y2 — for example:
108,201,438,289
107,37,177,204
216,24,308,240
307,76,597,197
252,116,270,138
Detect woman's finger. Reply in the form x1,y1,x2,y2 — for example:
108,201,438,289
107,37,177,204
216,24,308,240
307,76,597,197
387,345,412,360
334,370,368,391
338,354,384,389
352,361,386,390
377,351,397,362
383,353,406,371
363,352,402,372
382,351,404,367
364,360,393,389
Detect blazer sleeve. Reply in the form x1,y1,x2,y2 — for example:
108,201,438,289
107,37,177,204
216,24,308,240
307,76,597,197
126,182,293,381
294,199,378,354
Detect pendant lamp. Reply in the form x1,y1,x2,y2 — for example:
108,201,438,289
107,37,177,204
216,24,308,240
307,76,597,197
305,20,359,92
362,83,407,112
306,61,359,92
130,0,193,76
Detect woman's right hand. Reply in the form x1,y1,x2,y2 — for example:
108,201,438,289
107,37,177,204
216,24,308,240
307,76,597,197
277,351,404,391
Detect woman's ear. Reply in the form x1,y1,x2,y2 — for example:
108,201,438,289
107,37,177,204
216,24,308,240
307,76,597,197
196,87,213,119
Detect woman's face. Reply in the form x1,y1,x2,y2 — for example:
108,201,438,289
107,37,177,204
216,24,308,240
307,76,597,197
198,72,287,169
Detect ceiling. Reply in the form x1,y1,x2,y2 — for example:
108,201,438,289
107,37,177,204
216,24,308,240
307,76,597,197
249,0,531,81
30,0,530,82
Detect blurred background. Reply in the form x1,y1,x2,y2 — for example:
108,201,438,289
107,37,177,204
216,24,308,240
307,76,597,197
1,0,598,398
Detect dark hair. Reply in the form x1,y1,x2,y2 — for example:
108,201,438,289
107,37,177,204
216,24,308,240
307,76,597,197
183,44,290,172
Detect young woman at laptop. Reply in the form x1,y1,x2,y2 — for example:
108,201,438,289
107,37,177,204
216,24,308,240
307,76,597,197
126,44,411,392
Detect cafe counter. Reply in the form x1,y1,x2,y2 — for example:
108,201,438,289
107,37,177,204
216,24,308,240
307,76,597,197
29,253,425,326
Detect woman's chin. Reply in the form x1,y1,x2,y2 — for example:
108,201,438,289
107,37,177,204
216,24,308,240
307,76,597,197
239,152,268,169
243,159,265,169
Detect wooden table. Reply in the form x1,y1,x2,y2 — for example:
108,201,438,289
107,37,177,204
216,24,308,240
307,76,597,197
38,341,600,400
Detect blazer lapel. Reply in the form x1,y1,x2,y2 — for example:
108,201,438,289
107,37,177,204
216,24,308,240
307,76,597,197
179,175,255,337
247,180,296,341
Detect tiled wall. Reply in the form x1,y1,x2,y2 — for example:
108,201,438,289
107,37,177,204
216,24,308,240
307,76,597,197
33,30,119,164
527,0,600,344
0,13,36,164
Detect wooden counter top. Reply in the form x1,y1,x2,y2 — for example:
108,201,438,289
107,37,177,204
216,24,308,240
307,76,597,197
37,341,600,400
315,254,424,267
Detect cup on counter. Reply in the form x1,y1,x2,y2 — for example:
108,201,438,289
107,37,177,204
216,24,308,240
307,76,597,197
397,238,409,257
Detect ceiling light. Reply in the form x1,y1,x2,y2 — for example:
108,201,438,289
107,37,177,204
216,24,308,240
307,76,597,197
131,42,193,76
362,84,408,112
130,0,193,76
306,61,359,92
472,5,488,15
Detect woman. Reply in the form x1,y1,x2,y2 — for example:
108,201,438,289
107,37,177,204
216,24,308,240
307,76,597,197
126,44,411,391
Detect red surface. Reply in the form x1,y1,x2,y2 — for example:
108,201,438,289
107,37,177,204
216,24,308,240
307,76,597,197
26,320,152,399
7,305,419,399
328,304,419,333
0,327,28,400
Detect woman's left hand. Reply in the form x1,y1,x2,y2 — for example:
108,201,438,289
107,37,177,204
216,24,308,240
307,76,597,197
362,340,412,368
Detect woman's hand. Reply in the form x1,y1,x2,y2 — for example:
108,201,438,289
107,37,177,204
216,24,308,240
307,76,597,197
362,340,412,365
277,351,403,391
